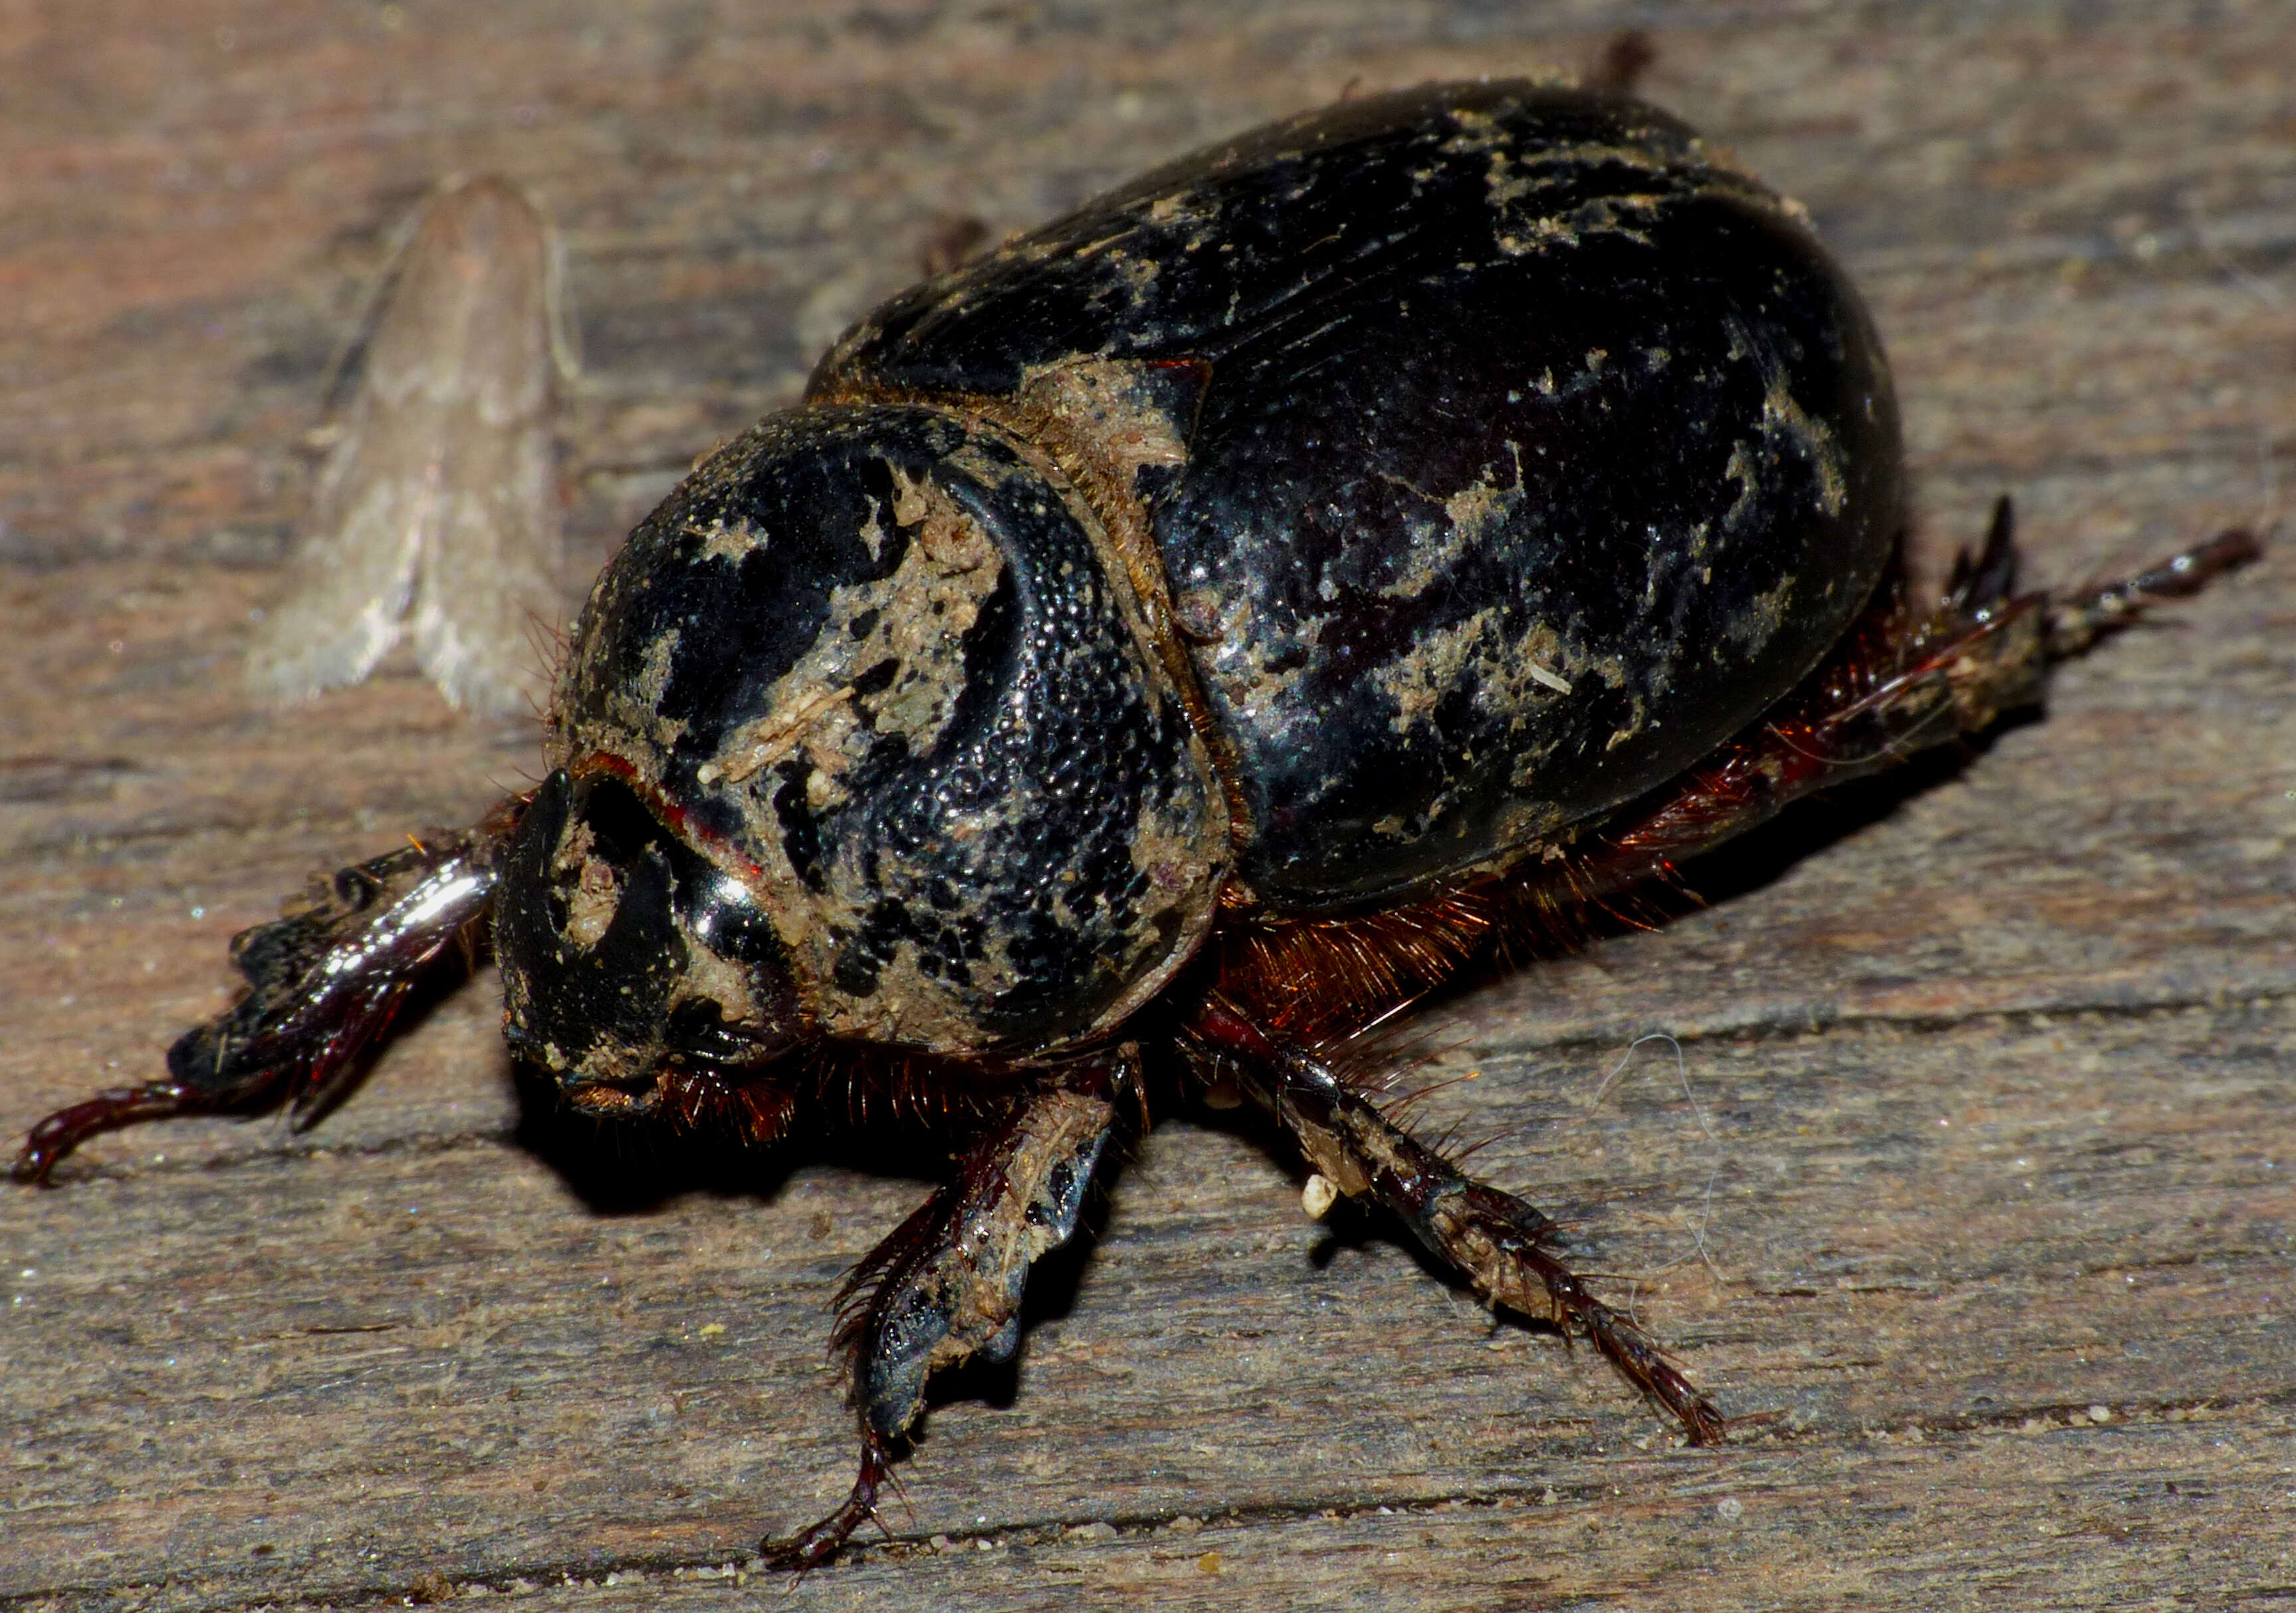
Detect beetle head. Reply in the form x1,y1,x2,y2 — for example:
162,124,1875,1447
495,768,808,1122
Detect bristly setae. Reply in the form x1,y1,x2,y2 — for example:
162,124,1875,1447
16,82,2259,1568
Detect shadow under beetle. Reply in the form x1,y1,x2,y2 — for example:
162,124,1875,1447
16,81,2259,1567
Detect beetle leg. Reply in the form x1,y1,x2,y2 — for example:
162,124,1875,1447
1510,515,2265,909
764,1059,1129,1570
13,794,528,1183
1186,995,1728,1444
2040,525,2263,659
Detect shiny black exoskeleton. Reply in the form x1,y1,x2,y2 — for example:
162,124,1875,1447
16,82,2257,1569
824,83,1899,908
503,82,1896,1090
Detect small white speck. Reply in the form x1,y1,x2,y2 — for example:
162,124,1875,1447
1300,1173,1339,1220
189,906,205,920
2088,1404,2113,1423
1716,1496,1744,1523
1526,661,1571,694
18,1268,33,1279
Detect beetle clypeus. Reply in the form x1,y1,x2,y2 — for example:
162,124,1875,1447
17,81,2257,1566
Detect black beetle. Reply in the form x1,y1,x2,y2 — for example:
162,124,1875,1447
16,81,2256,1567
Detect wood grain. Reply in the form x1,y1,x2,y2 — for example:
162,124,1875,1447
3,4,2292,1610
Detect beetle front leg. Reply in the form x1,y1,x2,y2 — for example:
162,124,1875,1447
13,793,528,1182
765,1060,1129,1570
1187,997,1728,1444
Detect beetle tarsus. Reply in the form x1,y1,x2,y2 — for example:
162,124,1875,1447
13,1081,194,1185
1187,997,1728,1443
2042,526,2264,659
762,1431,896,1572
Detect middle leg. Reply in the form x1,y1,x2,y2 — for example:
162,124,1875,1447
1186,996,1727,1443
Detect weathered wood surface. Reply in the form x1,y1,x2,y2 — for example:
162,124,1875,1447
3,3,2293,1609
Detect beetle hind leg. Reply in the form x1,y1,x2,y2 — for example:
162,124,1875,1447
764,1062,1129,1570
1485,507,2264,918
1187,997,1728,1443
